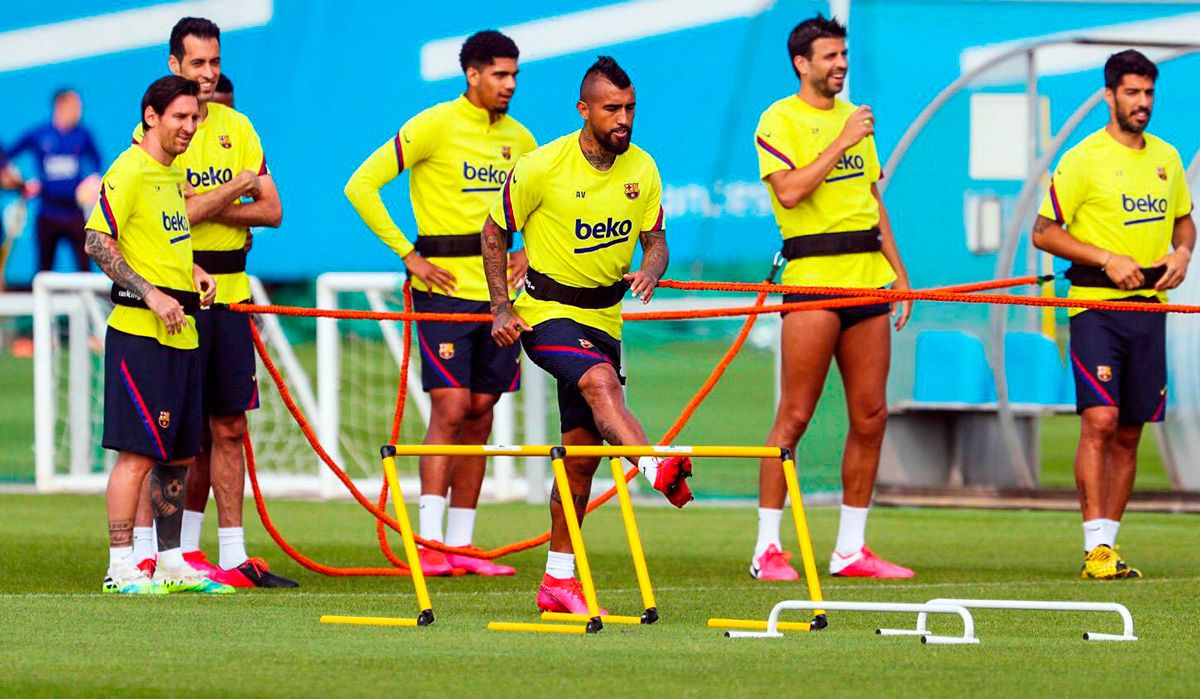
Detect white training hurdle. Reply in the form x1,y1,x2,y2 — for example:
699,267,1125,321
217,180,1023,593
723,600,979,645
876,599,1137,642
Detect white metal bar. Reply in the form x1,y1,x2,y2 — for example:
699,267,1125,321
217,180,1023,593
67,302,90,476
725,600,978,645
522,354,548,504
880,598,1137,642
492,393,517,500
315,275,342,499
32,276,56,491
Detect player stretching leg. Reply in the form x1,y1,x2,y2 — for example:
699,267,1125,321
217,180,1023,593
1032,50,1193,579
482,57,692,614
346,31,536,576
88,76,228,594
130,17,293,587
750,15,913,580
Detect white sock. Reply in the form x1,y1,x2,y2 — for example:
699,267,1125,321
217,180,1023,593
834,504,870,555
109,546,134,569
218,527,248,569
180,510,204,553
754,508,783,559
132,527,155,562
418,494,446,543
445,507,476,548
159,547,185,570
1100,518,1121,547
637,457,659,485
545,550,575,579
1083,519,1106,551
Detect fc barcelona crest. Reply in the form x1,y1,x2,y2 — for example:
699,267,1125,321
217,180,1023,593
624,182,640,200
501,145,512,160
158,411,171,429
578,338,594,349
438,342,455,360
1097,365,1113,383
1157,166,1167,181
219,135,232,149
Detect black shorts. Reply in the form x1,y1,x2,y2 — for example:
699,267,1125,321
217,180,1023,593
783,292,890,330
103,327,203,461
195,304,260,415
521,318,623,435
1069,299,1167,424
412,292,521,394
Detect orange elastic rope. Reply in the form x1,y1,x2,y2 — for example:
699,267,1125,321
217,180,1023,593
376,281,414,566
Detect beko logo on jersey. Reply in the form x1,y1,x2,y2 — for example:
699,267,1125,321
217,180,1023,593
1122,193,1168,225
187,166,233,188
162,211,190,232
574,217,634,253
462,162,509,184
835,154,864,170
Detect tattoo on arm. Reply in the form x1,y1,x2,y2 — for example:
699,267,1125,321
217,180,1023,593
85,229,153,297
1032,215,1054,236
150,463,187,551
481,215,512,312
108,518,134,547
638,230,669,281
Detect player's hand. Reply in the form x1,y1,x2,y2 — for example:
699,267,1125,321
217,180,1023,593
491,303,531,347
403,252,457,294
1103,253,1144,290
1152,247,1191,291
183,180,196,197
623,270,659,304
145,288,188,335
891,275,913,331
507,249,529,291
836,105,875,150
193,265,217,308
235,170,262,199
243,230,254,253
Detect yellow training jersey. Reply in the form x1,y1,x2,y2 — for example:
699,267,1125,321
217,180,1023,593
133,101,268,303
345,95,537,301
755,95,895,289
490,131,665,341
1039,129,1192,313
87,146,197,349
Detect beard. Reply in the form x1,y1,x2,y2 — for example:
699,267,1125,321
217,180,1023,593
597,125,632,155
1116,105,1151,135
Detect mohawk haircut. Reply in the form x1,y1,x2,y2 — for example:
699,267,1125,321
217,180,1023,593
459,30,519,72
787,13,847,77
1104,49,1158,90
579,55,632,100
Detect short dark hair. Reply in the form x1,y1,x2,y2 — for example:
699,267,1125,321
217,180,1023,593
459,30,519,72
1104,49,1158,90
141,75,200,131
787,13,847,76
169,17,220,61
579,55,632,100
215,73,234,94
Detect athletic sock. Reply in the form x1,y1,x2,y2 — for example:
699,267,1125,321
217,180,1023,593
754,508,784,559
445,507,476,548
418,494,447,543
180,510,204,554
637,457,659,485
109,546,134,570
1100,518,1121,548
218,527,248,569
545,550,575,579
834,504,870,556
158,547,185,570
132,527,155,562
1083,519,1106,552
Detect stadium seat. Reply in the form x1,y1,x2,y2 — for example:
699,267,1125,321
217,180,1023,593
913,330,997,404
1004,332,1065,405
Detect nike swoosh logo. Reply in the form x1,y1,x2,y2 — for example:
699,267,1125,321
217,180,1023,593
750,565,761,577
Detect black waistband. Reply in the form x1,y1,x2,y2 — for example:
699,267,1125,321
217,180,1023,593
781,228,882,260
1065,263,1164,290
110,285,200,315
193,249,247,274
524,268,629,309
414,231,513,258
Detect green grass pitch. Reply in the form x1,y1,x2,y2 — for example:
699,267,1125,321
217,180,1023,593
0,494,1196,697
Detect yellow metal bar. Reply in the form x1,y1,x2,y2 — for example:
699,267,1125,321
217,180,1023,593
320,615,419,628
382,454,433,615
487,622,588,635
540,612,643,625
386,444,555,458
550,455,601,619
382,444,785,459
781,457,825,614
707,618,812,632
609,457,657,614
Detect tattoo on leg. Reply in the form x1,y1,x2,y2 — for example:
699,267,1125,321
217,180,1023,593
151,463,187,551
109,518,134,547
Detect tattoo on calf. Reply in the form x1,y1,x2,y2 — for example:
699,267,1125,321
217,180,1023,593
108,518,134,547
150,463,188,551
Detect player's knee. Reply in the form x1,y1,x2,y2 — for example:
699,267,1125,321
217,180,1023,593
1112,425,1143,452
778,404,814,438
848,402,888,441
578,366,622,404
1080,410,1119,441
210,413,248,445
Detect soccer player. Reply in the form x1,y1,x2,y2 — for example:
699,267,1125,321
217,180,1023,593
1032,50,1193,579
213,74,234,108
482,56,693,613
345,30,536,576
86,75,228,594
9,88,102,272
749,15,913,580
130,17,293,588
